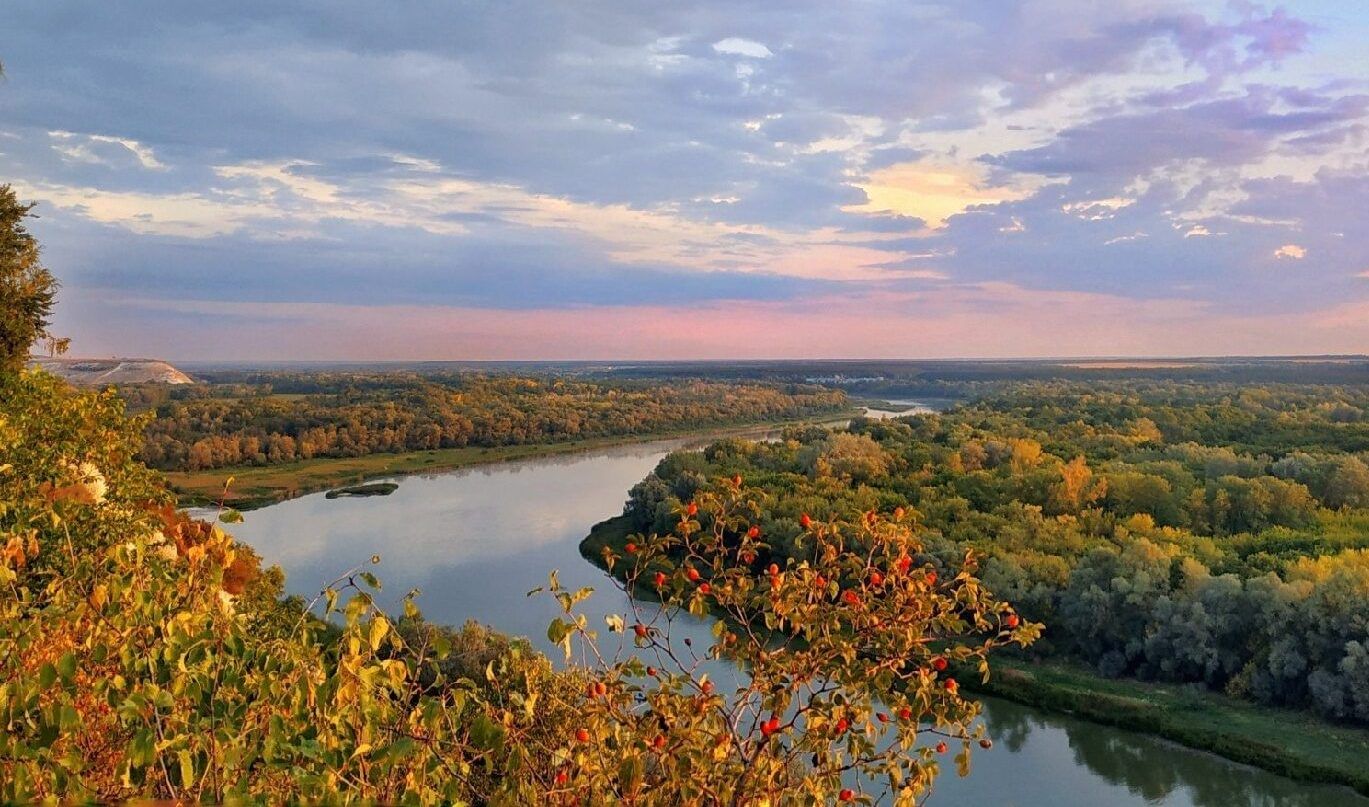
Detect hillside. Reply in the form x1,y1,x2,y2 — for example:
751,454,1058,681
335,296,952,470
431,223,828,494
31,356,194,385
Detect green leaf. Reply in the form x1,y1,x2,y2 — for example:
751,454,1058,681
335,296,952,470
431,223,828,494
130,728,156,766
56,651,76,684
37,663,57,690
219,508,244,524
469,713,505,751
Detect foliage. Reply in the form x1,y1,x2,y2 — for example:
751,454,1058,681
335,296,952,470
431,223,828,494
623,381,1369,724
1,369,1025,803
0,185,61,372
561,481,1036,804
131,373,848,472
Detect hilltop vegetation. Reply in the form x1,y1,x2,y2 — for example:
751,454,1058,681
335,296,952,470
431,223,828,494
622,381,1369,726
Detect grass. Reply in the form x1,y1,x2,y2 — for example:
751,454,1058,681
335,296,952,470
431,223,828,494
167,411,859,510
581,514,1369,796
977,658,1369,796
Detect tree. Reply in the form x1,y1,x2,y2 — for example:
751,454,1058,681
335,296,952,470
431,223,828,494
0,185,60,372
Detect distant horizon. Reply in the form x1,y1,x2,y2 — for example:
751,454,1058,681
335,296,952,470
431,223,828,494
5,1,1368,358
38,353,1369,367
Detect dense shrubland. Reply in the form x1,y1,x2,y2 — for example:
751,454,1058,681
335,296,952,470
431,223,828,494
130,375,848,472
622,382,1369,724
0,367,1025,803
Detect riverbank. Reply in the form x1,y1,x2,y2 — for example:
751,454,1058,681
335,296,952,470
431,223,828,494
580,513,1369,797
981,659,1369,797
167,410,860,510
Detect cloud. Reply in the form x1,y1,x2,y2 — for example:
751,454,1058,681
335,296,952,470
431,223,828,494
1,0,1365,358
847,159,1048,229
1274,243,1307,259
712,38,773,59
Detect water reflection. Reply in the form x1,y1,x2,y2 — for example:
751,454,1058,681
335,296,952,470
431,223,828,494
937,698,1369,807
217,436,1368,806
861,398,948,420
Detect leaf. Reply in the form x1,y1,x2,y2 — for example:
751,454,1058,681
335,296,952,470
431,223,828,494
130,728,156,766
605,613,625,633
56,651,76,684
369,618,390,652
178,749,196,786
219,508,244,524
470,713,505,751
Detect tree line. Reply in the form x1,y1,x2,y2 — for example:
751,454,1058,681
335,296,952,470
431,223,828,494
130,375,849,472
623,381,1369,724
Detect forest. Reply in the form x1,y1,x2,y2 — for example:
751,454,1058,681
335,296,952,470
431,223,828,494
621,381,1369,725
127,374,849,472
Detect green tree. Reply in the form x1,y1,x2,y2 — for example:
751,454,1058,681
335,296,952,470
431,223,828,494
0,185,60,372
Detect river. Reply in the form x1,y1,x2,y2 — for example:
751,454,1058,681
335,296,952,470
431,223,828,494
212,423,1368,806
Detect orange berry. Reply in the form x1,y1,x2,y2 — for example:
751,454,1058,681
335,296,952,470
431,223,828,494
698,582,711,595
932,656,948,672
839,789,855,802
936,741,948,754
747,525,761,539
685,502,698,517
1005,613,1020,628
654,571,667,588
686,567,701,582
625,542,637,554
800,513,813,529
575,728,591,743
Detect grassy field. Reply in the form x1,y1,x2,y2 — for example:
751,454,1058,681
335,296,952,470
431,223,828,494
581,514,1369,796
168,412,858,510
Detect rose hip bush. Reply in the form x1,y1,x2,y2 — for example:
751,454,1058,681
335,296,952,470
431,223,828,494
546,477,1038,805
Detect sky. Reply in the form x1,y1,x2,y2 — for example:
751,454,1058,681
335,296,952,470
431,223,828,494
3,0,1368,360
